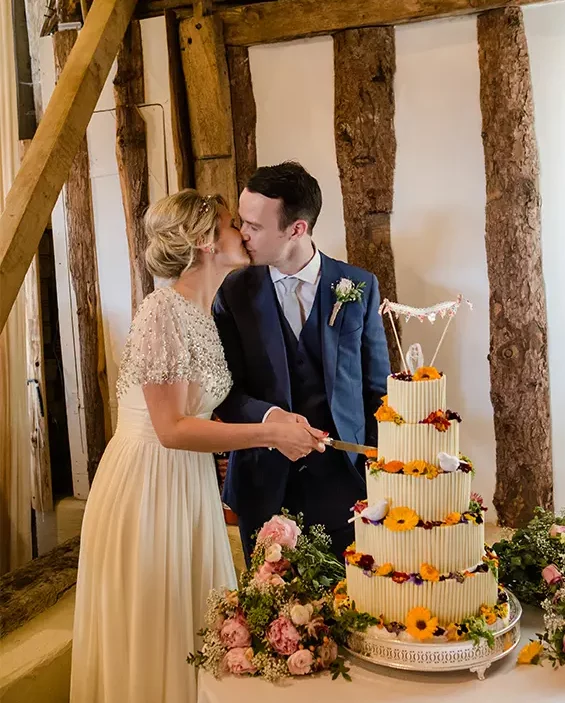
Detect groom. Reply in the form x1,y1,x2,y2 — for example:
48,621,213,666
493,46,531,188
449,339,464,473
214,162,390,563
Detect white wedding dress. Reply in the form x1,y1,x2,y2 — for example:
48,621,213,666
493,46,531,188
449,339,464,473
70,286,237,703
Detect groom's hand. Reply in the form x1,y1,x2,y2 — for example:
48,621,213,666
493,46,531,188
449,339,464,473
264,408,310,426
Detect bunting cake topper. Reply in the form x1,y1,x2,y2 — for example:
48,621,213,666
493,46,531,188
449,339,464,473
378,294,473,373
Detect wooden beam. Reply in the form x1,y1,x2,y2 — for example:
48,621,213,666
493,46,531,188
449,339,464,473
0,0,138,335
114,20,154,315
53,29,110,485
478,7,553,527
227,46,256,199
165,9,194,189
334,27,401,373
179,14,237,213
220,0,556,47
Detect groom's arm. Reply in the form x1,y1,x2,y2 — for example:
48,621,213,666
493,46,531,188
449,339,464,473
362,274,391,447
213,285,275,424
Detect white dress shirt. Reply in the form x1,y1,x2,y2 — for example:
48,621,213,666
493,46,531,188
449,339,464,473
263,248,322,423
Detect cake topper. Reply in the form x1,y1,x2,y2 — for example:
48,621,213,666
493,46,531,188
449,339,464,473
406,343,425,375
379,295,472,373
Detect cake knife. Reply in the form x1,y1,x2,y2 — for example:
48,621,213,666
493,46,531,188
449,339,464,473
323,437,378,458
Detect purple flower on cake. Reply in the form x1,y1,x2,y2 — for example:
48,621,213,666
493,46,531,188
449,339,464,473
257,515,301,549
287,649,314,675
266,616,301,655
409,574,424,586
222,647,257,675
220,613,252,649
542,564,562,586
317,639,338,668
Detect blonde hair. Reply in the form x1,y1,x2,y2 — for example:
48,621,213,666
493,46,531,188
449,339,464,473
144,189,227,279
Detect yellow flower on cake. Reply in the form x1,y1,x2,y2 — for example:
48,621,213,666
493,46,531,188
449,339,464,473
412,366,441,382
446,623,463,642
480,605,497,625
384,507,420,532
406,607,439,641
444,512,462,526
404,460,428,477
420,563,440,582
376,563,394,576
517,641,545,665
425,463,440,480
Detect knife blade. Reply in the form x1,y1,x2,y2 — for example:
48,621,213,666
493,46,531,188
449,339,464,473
323,437,378,458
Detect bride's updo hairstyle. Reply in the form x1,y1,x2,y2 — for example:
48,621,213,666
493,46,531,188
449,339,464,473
144,189,227,279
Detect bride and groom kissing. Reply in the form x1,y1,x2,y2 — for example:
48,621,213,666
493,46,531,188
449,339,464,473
70,161,390,703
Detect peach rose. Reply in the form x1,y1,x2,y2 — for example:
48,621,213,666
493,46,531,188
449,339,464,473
223,647,257,675
257,516,301,549
542,564,562,586
220,613,251,648
287,649,314,675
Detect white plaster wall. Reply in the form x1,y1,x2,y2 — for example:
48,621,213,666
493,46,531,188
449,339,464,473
524,1,565,513
249,37,348,261
391,17,496,512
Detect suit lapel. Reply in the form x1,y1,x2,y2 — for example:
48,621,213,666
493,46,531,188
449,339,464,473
320,255,344,407
248,267,292,409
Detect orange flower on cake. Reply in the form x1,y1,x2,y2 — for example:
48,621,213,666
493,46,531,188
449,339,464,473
412,366,442,382
383,460,404,474
406,607,439,641
376,563,394,577
384,507,420,532
420,563,440,582
375,402,404,425
444,512,462,526
404,460,428,477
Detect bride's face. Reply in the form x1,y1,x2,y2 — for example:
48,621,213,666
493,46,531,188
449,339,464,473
213,206,250,270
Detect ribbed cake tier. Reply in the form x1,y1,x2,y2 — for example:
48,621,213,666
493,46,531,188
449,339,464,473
366,470,472,522
387,375,446,422
355,521,484,574
378,422,459,465
345,564,498,626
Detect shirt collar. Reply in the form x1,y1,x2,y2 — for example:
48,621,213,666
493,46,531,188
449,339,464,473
269,247,321,285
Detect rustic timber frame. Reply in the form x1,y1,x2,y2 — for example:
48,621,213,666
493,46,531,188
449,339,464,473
0,0,557,634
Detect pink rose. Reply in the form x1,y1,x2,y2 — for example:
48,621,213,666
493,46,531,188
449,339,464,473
257,516,301,549
223,647,257,675
287,649,314,675
542,564,562,586
549,524,565,538
316,639,338,668
254,562,285,587
266,616,301,655
220,613,251,648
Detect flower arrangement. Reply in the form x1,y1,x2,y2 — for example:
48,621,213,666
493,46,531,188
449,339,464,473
350,497,486,531
187,513,378,682
368,453,474,479
493,507,565,607
375,399,405,425
419,409,462,432
344,546,496,584
518,569,564,668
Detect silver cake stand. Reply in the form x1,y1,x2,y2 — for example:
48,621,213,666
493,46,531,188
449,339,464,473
345,588,522,680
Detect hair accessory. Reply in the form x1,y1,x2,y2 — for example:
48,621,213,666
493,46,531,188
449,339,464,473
198,195,213,215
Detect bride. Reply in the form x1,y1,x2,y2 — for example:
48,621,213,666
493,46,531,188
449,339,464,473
70,190,326,703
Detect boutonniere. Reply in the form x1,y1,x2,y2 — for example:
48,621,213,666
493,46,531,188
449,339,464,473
329,278,365,326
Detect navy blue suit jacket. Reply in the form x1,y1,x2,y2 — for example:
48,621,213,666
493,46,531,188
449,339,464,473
213,253,390,523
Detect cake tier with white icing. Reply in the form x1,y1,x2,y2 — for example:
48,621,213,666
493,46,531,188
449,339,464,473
345,563,498,626
366,470,472,522
354,521,484,574
387,375,446,422
378,421,459,465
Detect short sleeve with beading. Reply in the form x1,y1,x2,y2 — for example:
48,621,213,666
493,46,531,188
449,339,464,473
116,287,232,401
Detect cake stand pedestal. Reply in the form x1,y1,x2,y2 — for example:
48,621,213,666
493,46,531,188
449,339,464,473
345,589,522,680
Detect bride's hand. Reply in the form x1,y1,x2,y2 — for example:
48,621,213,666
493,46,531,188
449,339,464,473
270,424,327,462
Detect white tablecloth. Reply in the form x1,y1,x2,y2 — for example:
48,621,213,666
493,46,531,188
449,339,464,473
198,606,565,703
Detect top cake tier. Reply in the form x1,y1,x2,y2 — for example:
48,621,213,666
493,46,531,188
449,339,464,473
387,374,446,423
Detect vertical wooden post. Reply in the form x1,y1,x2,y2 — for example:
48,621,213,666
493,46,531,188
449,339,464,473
114,20,153,315
178,12,238,214
165,9,194,191
53,28,110,485
478,7,553,526
227,46,256,199
334,27,401,371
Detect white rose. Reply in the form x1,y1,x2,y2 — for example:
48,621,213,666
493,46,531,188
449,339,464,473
437,452,460,473
265,543,282,562
290,603,312,626
335,278,353,296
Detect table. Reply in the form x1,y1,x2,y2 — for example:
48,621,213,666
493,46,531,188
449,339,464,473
198,606,565,703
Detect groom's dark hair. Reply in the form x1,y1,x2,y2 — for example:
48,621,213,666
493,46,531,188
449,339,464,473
246,161,322,234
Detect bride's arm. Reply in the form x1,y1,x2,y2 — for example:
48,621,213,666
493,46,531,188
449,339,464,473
143,382,325,458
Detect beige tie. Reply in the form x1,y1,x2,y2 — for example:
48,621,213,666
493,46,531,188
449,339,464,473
278,277,303,339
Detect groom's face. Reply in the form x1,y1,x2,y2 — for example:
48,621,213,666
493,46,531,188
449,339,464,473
239,189,293,267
